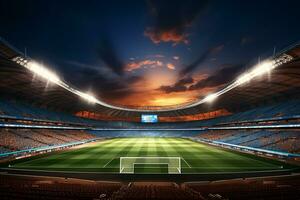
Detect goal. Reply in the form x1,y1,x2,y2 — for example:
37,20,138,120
119,157,181,174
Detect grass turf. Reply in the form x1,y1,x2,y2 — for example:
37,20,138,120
8,137,294,174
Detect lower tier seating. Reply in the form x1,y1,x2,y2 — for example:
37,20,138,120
111,182,203,200
1,174,299,200
0,175,121,200
0,129,96,154
185,175,300,200
197,129,300,153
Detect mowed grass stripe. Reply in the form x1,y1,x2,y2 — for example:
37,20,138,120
11,137,293,173
15,139,123,168
156,138,171,157
54,138,125,168
125,138,159,172
165,138,192,169
102,138,139,169
183,140,253,172
168,138,213,172
101,139,133,168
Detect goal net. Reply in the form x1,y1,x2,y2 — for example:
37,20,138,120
120,157,181,174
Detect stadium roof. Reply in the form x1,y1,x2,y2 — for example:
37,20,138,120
0,37,300,118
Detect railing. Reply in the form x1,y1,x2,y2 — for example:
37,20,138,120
0,114,87,127
1,122,300,130
217,115,300,126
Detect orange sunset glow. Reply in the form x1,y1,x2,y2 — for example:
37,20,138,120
99,67,216,107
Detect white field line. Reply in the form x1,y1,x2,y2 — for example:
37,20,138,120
183,166,284,169
120,167,125,173
181,157,192,168
2,167,295,175
103,157,116,168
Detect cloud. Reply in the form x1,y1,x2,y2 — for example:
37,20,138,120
64,60,112,75
180,44,225,76
61,61,145,101
125,59,163,71
159,85,187,94
147,54,165,58
176,76,194,85
159,76,194,93
62,60,206,107
159,64,243,94
189,64,244,90
144,28,188,45
166,63,176,70
179,50,210,76
173,56,180,60
125,59,176,71
96,36,124,76
145,0,209,45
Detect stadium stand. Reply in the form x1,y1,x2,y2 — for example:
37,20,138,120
1,174,299,200
0,174,122,200
0,11,300,199
111,182,202,200
0,97,300,156
176,99,300,128
0,129,95,154
1,98,300,129
0,99,91,125
185,175,300,200
197,129,300,154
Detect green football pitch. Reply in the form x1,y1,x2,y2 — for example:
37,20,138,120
8,137,294,174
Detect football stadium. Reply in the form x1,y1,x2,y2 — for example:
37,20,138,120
1,1,300,199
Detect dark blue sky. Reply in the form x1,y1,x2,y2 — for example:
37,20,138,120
1,0,300,106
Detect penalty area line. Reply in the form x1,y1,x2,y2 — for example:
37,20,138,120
181,157,192,168
103,157,116,168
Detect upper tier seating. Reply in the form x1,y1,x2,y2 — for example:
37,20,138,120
0,99,87,124
1,98,300,129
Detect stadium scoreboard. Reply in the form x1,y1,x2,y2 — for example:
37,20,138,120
141,114,158,123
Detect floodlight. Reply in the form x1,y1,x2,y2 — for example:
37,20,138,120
250,60,274,77
235,73,252,85
203,93,218,103
26,61,61,84
235,60,273,86
77,91,98,103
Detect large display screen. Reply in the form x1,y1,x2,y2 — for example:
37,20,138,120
141,114,158,123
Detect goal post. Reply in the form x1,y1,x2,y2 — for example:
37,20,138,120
120,157,181,174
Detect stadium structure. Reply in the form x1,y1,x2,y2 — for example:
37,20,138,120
0,37,300,199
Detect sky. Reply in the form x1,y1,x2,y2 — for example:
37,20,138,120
1,0,300,107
